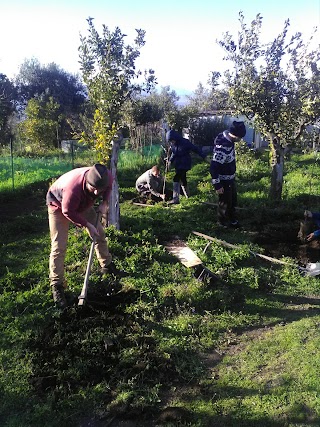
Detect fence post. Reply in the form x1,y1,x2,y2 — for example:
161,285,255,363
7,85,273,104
71,140,74,169
10,138,14,190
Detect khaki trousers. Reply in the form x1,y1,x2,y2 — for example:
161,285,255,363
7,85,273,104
48,206,112,287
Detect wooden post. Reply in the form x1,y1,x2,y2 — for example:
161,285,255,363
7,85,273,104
10,138,15,190
108,134,123,230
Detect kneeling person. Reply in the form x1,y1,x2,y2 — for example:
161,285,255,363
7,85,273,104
135,165,166,202
302,210,320,242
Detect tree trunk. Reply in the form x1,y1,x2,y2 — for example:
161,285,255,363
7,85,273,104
108,134,123,229
269,137,284,201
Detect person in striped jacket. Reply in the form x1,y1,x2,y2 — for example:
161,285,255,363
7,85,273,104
210,121,246,228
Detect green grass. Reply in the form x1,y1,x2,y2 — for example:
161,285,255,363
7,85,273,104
0,144,162,193
0,152,91,192
118,144,162,169
1,148,320,426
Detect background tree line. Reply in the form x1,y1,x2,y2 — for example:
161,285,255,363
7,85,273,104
0,12,319,202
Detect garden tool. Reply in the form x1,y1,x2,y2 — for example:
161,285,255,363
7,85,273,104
181,185,189,198
162,145,171,199
78,212,101,306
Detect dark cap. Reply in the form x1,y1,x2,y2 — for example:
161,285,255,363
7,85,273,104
86,164,109,189
166,129,180,143
229,121,246,138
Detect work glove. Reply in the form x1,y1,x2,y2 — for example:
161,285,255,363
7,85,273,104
86,222,100,240
216,187,224,195
304,210,312,219
306,233,316,242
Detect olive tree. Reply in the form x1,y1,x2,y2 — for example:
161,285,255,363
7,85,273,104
0,74,16,145
207,72,233,111
186,83,211,113
216,12,320,200
79,17,156,227
186,79,232,113
18,96,61,152
15,59,87,141
147,86,193,133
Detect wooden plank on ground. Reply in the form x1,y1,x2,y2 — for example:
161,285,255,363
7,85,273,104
202,202,247,210
192,230,295,267
132,202,156,207
165,239,203,268
202,201,290,213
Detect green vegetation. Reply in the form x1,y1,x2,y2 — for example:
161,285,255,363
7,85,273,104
79,17,156,162
0,145,161,192
216,13,320,201
1,148,320,426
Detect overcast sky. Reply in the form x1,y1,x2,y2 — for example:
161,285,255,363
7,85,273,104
0,0,319,95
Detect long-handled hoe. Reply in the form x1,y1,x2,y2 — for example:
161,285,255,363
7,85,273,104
162,144,171,200
78,212,101,306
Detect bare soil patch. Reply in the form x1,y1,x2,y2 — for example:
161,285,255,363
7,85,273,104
252,221,320,265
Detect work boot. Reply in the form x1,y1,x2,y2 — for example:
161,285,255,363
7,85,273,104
217,220,228,228
167,198,180,205
101,262,128,277
140,196,148,204
230,220,241,229
168,182,180,204
51,284,67,309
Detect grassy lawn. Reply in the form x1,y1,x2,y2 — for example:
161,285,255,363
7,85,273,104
1,147,320,426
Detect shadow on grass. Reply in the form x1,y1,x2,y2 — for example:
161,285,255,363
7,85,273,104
3,164,320,426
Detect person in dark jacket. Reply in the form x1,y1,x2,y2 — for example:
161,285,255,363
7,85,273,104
303,210,320,242
210,121,246,228
166,129,206,204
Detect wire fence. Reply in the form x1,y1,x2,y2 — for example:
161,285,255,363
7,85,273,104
0,141,94,192
0,143,163,193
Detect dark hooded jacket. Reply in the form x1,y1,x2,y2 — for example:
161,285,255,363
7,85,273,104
166,130,205,171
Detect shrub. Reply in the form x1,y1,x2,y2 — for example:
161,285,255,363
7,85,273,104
188,116,227,146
